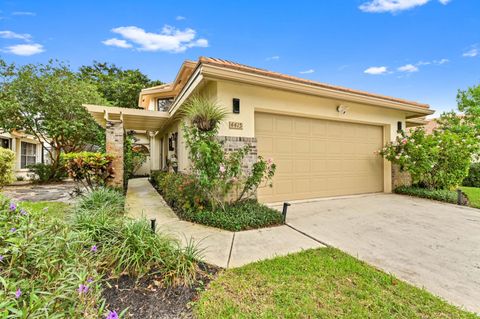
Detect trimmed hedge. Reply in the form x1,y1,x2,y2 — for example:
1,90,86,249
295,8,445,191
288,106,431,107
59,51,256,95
151,171,283,231
394,186,462,204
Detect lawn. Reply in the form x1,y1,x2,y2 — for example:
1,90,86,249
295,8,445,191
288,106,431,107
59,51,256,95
196,248,478,319
460,186,480,209
18,200,70,219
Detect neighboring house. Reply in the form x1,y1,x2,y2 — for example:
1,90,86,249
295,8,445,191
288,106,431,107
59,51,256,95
85,57,434,203
0,130,45,180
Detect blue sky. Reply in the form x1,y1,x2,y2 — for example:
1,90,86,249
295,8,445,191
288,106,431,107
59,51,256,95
1,0,479,115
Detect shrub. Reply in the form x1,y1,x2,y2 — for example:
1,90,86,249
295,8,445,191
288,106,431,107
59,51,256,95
151,171,283,231
463,163,480,187
0,195,105,318
0,147,15,189
182,97,276,210
73,188,200,282
380,128,476,190
394,186,461,204
27,163,67,183
76,187,125,214
63,152,115,191
181,200,283,231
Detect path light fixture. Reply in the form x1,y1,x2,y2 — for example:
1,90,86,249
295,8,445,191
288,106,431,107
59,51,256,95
150,218,157,233
282,202,291,223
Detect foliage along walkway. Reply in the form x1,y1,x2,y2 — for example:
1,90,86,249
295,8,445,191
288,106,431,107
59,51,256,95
125,178,323,268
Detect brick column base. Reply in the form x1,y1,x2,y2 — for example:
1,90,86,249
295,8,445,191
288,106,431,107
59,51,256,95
106,120,124,188
217,136,258,173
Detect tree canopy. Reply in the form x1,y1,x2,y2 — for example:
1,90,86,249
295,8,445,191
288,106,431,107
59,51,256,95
79,61,162,108
0,59,107,175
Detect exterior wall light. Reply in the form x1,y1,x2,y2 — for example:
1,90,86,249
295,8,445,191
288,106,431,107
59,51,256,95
233,98,240,114
337,104,349,115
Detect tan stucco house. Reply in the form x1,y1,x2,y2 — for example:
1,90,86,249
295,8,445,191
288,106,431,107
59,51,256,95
0,131,45,180
85,57,434,203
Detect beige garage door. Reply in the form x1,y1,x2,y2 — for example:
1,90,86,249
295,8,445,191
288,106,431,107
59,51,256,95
255,112,384,202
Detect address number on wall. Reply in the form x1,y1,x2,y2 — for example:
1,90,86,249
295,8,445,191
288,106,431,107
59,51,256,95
229,121,243,130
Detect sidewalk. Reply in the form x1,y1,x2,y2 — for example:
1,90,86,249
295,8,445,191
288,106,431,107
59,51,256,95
126,178,323,268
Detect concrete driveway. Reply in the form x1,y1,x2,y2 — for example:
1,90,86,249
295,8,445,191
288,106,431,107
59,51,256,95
283,194,480,313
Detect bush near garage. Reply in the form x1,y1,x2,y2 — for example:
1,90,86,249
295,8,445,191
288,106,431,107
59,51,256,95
151,171,283,231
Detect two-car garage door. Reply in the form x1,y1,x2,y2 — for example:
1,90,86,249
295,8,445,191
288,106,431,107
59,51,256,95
255,112,384,203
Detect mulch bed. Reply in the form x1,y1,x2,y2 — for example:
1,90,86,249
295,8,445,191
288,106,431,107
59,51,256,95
102,263,220,318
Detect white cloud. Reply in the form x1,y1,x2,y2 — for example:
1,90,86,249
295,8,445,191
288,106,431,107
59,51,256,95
0,30,32,41
266,55,280,61
176,16,186,20
398,64,419,72
463,48,478,57
3,43,44,56
102,38,132,48
299,69,315,74
12,11,36,16
434,58,449,64
107,25,208,53
364,66,388,75
359,0,450,13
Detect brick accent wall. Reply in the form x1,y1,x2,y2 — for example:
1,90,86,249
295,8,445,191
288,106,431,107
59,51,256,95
391,164,412,190
217,136,258,173
106,120,124,188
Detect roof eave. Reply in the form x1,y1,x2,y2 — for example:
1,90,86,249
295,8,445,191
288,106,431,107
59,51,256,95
200,63,434,117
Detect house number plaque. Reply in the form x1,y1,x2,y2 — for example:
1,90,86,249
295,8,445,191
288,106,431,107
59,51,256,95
229,121,243,130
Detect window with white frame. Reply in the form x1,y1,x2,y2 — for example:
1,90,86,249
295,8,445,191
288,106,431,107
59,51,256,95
21,142,37,169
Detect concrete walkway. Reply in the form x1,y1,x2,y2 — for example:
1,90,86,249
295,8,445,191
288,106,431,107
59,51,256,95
126,178,323,268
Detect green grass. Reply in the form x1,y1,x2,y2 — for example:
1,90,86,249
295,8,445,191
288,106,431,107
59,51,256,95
460,186,480,209
18,201,70,219
196,248,478,319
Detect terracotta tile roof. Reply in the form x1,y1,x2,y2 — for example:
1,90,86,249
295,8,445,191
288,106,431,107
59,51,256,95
199,57,430,109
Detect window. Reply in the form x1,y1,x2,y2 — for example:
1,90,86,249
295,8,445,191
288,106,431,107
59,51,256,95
0,138,10,149
156,98,173,111
21,142,37,169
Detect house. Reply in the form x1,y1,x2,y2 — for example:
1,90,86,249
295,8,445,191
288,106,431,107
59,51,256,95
85,57,434,203
0,130,45,180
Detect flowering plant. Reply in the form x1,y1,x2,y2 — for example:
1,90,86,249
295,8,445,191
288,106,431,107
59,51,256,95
182,99,276,211
380,127,477,189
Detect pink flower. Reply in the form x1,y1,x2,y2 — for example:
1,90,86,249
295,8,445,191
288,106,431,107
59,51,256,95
90,245,97,252
401,138,407,145
15,289,21,299
219,165,226,173
267,158,273,164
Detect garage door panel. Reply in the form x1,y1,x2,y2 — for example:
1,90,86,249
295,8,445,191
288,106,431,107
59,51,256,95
255,113,384,202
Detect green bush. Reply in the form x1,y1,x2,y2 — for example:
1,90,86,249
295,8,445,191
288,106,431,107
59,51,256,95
0,188,201,317
182,200,284,231
62,152,115,191
0,195,104,318
73,188,200,282
394,186,461,204
0,147,15,189
76,187,125,214
27,163,67,183
463,163,480,187
151,171,283,231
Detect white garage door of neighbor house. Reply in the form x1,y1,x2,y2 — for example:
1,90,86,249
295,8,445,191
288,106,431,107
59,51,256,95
255,112,384,203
